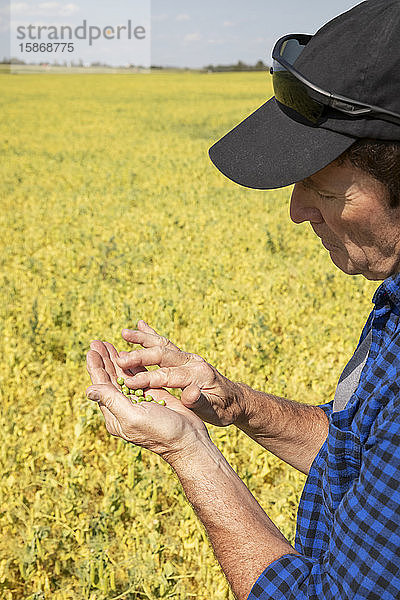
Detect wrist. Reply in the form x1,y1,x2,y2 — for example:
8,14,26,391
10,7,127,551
232,382,269,431
231,384,289,442
162,428,215,470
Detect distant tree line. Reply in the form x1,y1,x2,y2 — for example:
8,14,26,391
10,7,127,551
1,57,146,68
203,59,268,72
1,58,269,71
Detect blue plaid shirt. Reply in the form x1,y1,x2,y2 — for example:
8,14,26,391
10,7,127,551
248,274,400,599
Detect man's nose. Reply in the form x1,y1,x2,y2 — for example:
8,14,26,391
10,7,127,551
290,184,324,224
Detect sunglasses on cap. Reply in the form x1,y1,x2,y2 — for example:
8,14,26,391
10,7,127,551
270,33,400,127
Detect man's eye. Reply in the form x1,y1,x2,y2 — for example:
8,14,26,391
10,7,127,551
300,181,335,199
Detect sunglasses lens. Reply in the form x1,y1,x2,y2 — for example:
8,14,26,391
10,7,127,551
272,66,324,124
272,36,324,125
278,38,305,64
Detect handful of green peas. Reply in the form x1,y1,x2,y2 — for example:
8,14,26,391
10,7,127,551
116,376,166,406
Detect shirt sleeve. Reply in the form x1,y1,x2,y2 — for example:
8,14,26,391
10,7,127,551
317,399,333,418
247,396,400,599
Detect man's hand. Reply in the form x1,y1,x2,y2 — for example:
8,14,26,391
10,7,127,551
115,320,245,427
115,322,329,474
86,339,299,600
86,340,210,464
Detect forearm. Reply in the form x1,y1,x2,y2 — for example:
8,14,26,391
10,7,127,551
169,435,299,600
234,383,329,475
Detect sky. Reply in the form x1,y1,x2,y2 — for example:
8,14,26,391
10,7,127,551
1,0,362,67
151,0,361,68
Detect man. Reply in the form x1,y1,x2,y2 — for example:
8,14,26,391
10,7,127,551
86,1,400,598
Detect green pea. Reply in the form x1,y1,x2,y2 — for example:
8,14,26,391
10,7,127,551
130,396,137,403
122,385,129,393
158,399,166,406
135,389,144,397
117,377,124,385
137,397,144,403
145,395,153,402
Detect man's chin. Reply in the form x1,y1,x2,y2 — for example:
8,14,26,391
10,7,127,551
327,249,361,276
328,250,385,280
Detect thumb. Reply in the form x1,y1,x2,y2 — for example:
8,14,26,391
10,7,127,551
181,383,202,407
86,383,132,417
86,386,101,401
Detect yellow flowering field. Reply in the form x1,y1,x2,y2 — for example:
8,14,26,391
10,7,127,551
0,71,377,599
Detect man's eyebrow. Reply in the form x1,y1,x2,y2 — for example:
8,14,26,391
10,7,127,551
302,176,336,195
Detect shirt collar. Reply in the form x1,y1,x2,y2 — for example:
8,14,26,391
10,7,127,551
372,273,400,308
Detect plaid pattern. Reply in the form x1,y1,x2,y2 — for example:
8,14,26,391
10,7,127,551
247,274,400,599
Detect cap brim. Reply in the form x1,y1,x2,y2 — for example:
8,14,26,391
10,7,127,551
208,97,357,189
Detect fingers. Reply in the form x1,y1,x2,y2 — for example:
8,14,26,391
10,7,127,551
137,320,158,334
117,345,190,372
137,320,175,341
86,349,111,385
86,382,170,422
122,322,181,352
89,340,118,383
86,383,138,420
90,340,145,381
86,355,118,425
118,350,142,375
124,365,192,390
123,369,204,412
104,342,141,380
121,329,161,349
181,383,202,407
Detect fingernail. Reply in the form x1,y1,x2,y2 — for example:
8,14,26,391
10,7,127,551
87,389,99,401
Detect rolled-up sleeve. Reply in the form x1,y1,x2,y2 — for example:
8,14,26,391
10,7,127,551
248,553,341,599
247,397,400,599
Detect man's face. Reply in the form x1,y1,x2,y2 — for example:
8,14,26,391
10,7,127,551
290,160,400,280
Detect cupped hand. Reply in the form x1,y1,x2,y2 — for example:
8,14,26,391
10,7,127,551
115,320,245,427
86,341,210,463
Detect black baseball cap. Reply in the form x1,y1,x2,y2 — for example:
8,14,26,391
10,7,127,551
208,0,400,190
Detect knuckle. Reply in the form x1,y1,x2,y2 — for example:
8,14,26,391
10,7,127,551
160,346,173,363
190,353,206,363
125,350,140,364
103,394,114,411
158,366,171,382
198,361,215,380
150,367,167,385
198,362,208,376
160,335,170,348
